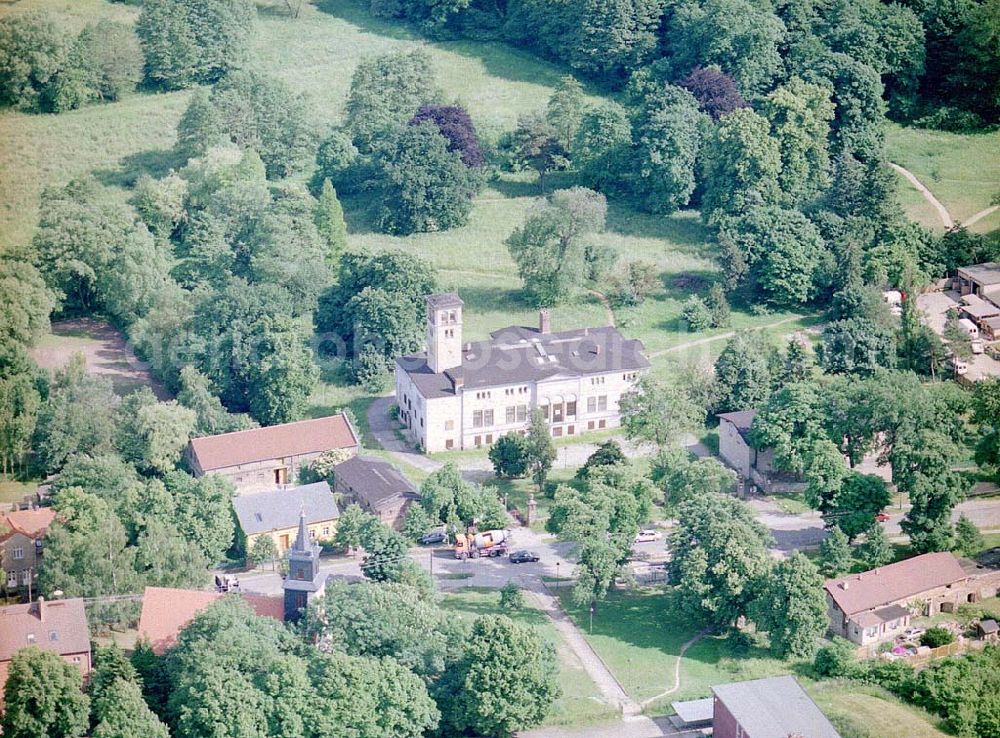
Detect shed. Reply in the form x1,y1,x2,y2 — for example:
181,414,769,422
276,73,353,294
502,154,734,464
978,619,999,642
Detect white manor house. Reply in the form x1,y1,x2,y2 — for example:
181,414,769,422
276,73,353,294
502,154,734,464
395,293,650,452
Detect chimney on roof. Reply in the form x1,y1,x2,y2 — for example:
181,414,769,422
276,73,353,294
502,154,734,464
36,596,45,621
841,581,849,590
539,309,551,335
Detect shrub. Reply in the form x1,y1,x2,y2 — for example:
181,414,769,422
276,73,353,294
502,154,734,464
813,637,857,678
681,296,713,332
920,627,955,648
499,580,525,611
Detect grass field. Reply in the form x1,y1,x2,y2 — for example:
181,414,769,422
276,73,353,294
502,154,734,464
440,587,618,728
886,122,1000,233
807,681,950,738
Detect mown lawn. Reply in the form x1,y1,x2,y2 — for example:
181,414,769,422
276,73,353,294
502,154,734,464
886,122,1000,231
555,588,797,709
440,587,618,728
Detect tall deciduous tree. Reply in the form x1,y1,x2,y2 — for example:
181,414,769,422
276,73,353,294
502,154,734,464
0,259,54,348
1,647,89,738
858,523,894,568
619,374,703,447
409,104,485,167
713,332,777,414
701,109,782,220
92,678,169,738
679,66,748,120
441,615,558,738
669,493,772,627
752,552,827,658
524,410,557,494
819,525,852,577
573,102,633,193
545,75,586,150
506,187,609,306
0,12,68,112
115,388,196,475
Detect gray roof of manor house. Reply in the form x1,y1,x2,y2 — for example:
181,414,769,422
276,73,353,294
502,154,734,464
334,455,419,511
712,676,842,738
398,324,650,399
232,482,339,536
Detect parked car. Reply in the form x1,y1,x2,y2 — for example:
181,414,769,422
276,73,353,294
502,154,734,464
420,531,448,545
635,529,663,543
874,512,890,523
509,550,540,564
902,627,926,641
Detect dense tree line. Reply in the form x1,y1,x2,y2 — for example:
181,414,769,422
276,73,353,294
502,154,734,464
0,13,142,113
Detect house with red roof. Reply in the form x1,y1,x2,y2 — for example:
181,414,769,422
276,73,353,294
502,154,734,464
0,597,91,699
186,413,359,493
825,551,1000,648
0,508,56,595
137,586,285,655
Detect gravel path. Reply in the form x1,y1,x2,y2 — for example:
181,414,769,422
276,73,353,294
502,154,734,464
890,162,954,228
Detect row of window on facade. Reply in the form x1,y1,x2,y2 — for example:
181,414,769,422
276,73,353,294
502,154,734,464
6,569,33,587
469,419,607,448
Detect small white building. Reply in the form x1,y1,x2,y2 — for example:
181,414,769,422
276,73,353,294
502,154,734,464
717,410,776,481
394,293,649,452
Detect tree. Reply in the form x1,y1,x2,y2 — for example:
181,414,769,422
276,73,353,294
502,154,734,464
577,440,627,479
701,108,782,220
717,206,825,307
524,410,557,494
825,472,892,541
208,70,317,178
974,379,1000,484
803,439,849,512
334,503,368,553
0,259,54,348
401,504,432,543
813,636,856,677
713,332,777,413
506,186,608,306
489,432,531,478
314,179,347,261
175,88,223,160
1,647,89,738
135,520,210,589
668,493,772,628
631,84,706,213
954,514,984,557
943,312,973,360
858,523,894,568
359,519,410,583
819,526,852,577
499,580,525,611
248,534,278,569
761,77,834,205
70,20,143,103
176,365,257,437
303,580,457,677
33,355,118,473
665,0,786,96
572,538,620,608
0,12,68,113
678,66,748,120
820,316,898,376
92,678,169,738
162,471,235,563
345,49,439,152
409,104,485,167
373,122,479,234
572,102,633,193
609,260,658,307
619,374,703,447
545,75,585,150
753,553,827,658
706,283,731,328
653,448,736,506
508,112,568,190
136,0,255,90
750,382,826,473
116,389,197,474
441,615,558,738
0,360,41,478
88,645,138,708
893,425,967,553
312,129,360,193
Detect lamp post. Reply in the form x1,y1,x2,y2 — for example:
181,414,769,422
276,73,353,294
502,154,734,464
556,561,560,582
589,604,595,634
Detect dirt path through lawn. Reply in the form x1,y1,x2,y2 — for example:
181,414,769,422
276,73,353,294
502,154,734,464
889,162,954,229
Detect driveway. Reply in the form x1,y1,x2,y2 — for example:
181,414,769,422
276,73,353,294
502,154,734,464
916,290,1000,381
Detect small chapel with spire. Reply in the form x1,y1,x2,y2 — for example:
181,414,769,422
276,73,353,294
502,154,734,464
282,511,327,622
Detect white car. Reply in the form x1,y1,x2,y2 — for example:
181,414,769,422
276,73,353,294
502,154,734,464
634,529,663,544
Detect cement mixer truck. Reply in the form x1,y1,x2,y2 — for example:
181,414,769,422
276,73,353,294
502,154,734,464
454,529,511,560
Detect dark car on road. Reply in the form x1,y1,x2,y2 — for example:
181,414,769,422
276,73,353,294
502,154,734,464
509,550,539,564
420,531,448,545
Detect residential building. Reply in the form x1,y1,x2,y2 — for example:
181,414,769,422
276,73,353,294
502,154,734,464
711,676,842,738
0,597,91,698
395,293,650,452
333,455,420,530
187,413,359,494
283,512,328,622
717,410,775,481
232,481,339,553
0,508,56,595
138,586,284,655
824,552,1000,649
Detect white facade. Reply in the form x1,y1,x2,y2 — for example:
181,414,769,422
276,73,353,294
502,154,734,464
395,296,647,453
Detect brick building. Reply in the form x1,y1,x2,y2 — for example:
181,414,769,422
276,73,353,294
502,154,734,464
187,413,359,494
0,597,91,698
0,508,56,595
333,455,419,530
